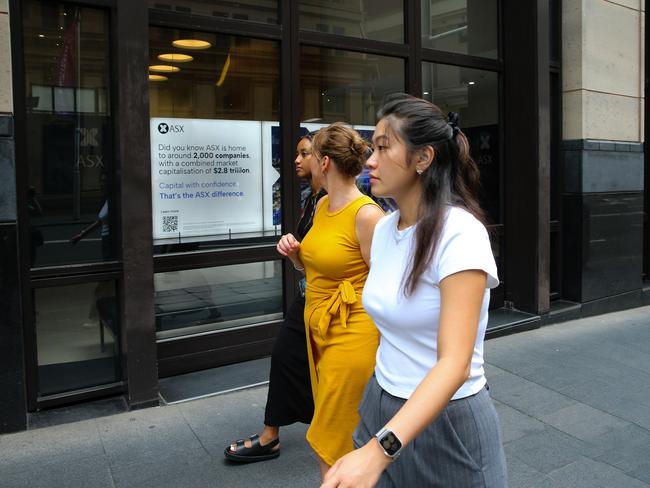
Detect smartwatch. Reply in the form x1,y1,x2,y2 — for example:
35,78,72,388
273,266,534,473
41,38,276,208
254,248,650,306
375,427,403,460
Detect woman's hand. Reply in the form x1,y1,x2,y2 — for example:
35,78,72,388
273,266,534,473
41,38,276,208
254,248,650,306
320,440,390,488
276,233,301,258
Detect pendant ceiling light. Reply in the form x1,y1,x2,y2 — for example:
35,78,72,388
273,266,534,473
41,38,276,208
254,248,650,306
158,53,194,63
172,39,212,50
149,74,168,81
149,65,181,73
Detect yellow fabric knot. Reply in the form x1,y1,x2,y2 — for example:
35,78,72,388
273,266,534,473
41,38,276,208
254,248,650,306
317,280,358,338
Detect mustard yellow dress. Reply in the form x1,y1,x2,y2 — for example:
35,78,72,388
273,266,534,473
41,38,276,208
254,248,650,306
299,194,381,465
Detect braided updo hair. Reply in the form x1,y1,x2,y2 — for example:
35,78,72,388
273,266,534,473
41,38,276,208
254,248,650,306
312,122,368,177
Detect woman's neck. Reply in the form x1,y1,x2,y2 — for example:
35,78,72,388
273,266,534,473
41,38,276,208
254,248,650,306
309,178,321,194
395,184,423,229
324,176,362,212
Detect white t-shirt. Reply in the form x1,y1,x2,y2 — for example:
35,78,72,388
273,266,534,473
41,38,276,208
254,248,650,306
362,207,499,400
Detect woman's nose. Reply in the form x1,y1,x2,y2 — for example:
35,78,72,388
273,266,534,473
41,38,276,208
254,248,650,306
366,153,377,168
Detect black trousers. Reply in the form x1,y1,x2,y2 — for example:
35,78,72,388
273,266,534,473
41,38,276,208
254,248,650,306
264,295,314,426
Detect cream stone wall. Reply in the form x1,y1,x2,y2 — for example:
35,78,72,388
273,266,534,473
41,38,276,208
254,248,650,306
0,0,12,114
563,0,645,141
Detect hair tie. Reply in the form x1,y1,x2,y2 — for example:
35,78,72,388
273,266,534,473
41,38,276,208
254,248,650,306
447,112,460,138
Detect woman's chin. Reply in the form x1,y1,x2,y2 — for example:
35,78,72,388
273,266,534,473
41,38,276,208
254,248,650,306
370,184,389,199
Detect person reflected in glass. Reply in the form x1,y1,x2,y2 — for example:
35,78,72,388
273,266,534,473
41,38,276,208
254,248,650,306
27,185,44,267
277,123,384,479
321,95,507,488
224,132,326,463
70,172,111,260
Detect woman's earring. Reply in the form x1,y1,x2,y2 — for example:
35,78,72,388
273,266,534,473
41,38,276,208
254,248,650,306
416,168,423,175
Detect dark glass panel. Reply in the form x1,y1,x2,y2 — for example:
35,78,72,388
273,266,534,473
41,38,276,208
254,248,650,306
299,0,404,43
422,0,498,59
148,0,278,24
154,261,283,338
300,47,405,126
35,281,121,396
422,63,500,225
23,2,114,267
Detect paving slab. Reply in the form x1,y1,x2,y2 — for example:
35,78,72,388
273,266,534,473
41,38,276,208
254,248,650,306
545,456,649,488
493,401,547,444
538,403,629,442
97,404,204,468
2,454,114,488
0,418,104,474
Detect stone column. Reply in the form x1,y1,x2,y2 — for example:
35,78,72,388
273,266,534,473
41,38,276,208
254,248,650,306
562,0,645,310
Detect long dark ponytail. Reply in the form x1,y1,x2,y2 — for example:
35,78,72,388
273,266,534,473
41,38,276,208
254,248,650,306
377,93,485,295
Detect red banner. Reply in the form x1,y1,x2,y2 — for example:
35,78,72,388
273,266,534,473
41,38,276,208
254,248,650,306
57,12,79,87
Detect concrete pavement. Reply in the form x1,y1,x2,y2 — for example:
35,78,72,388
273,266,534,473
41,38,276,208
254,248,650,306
2,306,650,487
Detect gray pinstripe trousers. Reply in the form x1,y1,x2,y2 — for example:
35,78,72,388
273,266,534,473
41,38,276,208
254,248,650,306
353,375,508,487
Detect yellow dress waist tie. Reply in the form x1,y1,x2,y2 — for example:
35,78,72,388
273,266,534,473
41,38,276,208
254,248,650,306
310,280,358,339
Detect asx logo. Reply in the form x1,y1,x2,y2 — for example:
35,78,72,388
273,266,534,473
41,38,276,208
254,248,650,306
158,123,185,134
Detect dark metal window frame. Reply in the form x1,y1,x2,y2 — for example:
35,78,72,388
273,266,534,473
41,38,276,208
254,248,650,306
643,8,650,282
549,0,563,300
12,0,125,410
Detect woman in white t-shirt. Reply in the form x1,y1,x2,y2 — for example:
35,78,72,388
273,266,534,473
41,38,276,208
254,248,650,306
321,94,507,488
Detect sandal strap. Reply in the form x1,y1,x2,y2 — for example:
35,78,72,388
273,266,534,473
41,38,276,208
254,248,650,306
248,434,260,448
264,438,280,449
229,434,280,456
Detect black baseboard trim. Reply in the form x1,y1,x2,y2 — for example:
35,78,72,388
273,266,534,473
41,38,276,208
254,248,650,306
579,289,646,318
486,289,650,340
540,300,582,326
127,397,160,411
485,316,540,340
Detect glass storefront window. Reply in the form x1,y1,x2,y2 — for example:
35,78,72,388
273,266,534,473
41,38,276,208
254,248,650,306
154,261,283,339
301,47,404,126
149,27,281,252
299,0,404,44
422,0,498,59
148,0,278,24
23,2,114,267
422,63,499,225
301,48,403,211
35,281,121,396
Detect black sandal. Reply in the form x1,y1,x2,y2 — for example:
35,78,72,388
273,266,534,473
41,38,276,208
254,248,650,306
224,434,280,463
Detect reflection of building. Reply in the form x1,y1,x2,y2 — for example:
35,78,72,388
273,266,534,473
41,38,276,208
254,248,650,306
0,1,648,433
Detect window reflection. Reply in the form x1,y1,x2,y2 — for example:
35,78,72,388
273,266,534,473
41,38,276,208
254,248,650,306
149,27,279,121
422,0,498,59
422,63,499,225
148,0,278,24
301,47,404,126
154,261,283,338
35,281,121,396
23,2,114,267
299,0,404,43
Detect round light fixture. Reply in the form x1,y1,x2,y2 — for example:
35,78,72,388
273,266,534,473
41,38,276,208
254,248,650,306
172,39,212,50
149,74,168,81
149,65,181,73
158,53,194,63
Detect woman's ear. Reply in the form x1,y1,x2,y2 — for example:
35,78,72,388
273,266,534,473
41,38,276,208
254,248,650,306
415,146,434,174
321,155,331,174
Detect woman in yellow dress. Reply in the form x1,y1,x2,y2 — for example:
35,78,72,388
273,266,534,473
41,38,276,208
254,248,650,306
276,123,384,478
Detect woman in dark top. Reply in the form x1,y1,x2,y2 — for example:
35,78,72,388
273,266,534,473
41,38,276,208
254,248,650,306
225,132,325,463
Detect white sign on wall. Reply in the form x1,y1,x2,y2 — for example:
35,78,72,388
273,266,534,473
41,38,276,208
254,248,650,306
150,118,280,240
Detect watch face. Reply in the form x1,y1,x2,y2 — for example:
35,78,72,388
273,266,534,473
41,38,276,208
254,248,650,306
379,431,402,456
